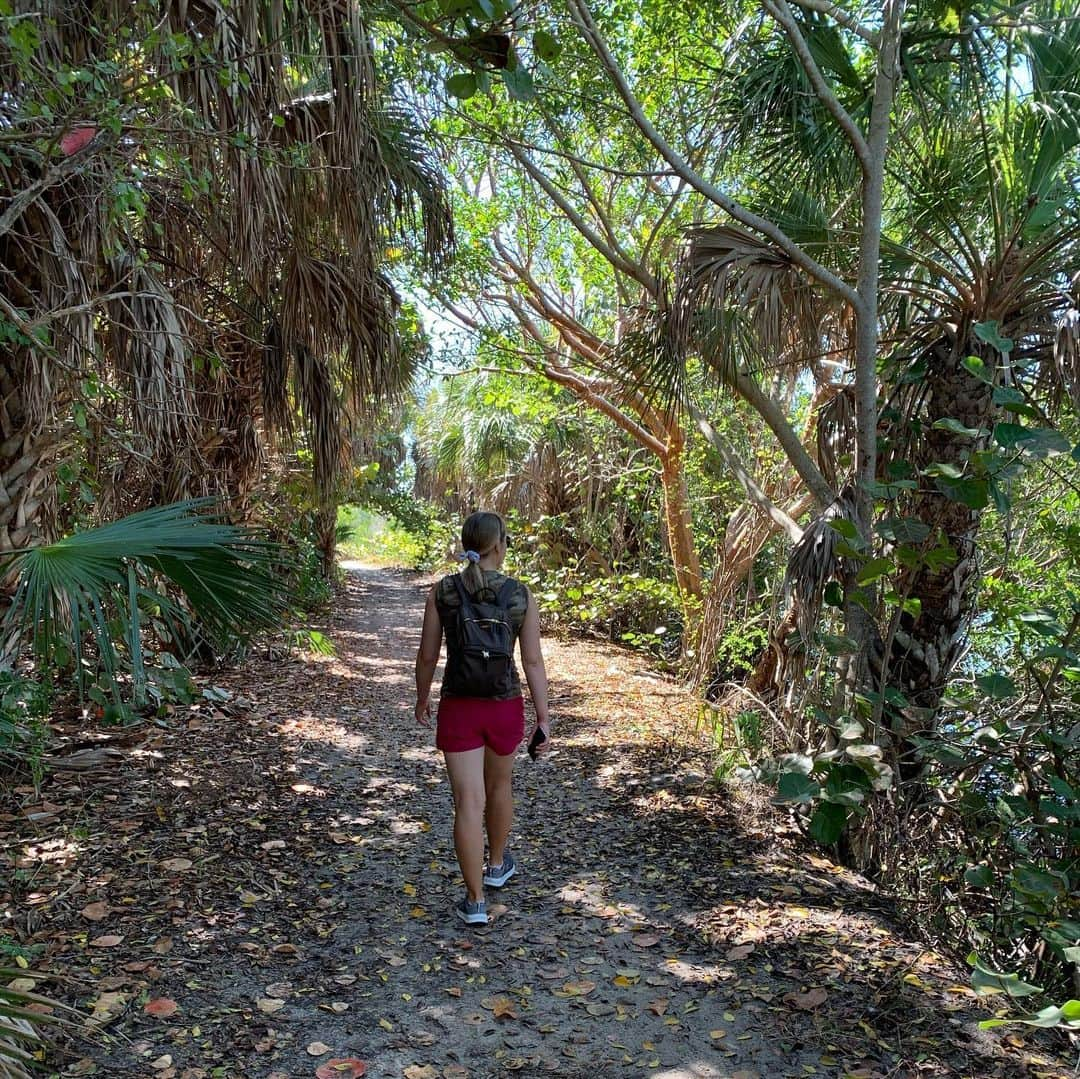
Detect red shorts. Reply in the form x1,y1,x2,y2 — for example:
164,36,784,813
436,696,525,756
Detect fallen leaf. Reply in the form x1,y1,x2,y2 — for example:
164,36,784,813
80,902,110,922
144,998,178,1018
315,1061,367,1079
492,996,519,1020
306,1042,331,1056
632,934,659,948
442,1068,469,1079
257,998,286,1015
559,980,596,997
403,1067,437,1079
88,991,127,1025
785,987,828,1010
152,937,174,955
647,998,668,1016
159,858,193,873
89,935,123,948
726,944,755,961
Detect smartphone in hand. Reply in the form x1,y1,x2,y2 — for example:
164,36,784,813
527,725,548,760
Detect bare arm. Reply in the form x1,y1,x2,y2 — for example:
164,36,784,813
518,593,551,749
415,586,442,726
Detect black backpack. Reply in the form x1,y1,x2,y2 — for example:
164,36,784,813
450,574,516,697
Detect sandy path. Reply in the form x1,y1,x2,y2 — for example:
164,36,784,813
6,565,1064,1078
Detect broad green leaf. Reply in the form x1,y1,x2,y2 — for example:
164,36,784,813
933,476,989,509
876,517,931,544
993,423,1070,456
961,355,994,382
445,72,478,100
975,673,1017,699
1011,865,1067,901
773,771,820,805
974,320,1013,355
855,557,893,585
501,66,535,102
932,418,985,438
979,1000,1080,1029
967,953,1043,998
964,864,993,887
533,30,561,61
808,802,847,845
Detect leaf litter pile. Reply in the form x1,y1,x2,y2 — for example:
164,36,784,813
1,567,1073,1078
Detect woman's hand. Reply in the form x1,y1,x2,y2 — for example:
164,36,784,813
530,719,552,757
416,697,433,727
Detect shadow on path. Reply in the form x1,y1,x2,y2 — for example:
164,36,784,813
1,566,1067,1079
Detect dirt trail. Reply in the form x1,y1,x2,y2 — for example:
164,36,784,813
4,566,1069,1079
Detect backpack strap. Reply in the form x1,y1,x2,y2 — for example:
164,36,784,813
494,578,517,611
451,571,476,615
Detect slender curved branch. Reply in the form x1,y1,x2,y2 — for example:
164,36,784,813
786,0,878,43
566,0,862,312
762,0,872,172
691,405,805,541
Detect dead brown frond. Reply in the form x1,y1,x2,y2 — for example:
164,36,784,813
783,486,858,647
673,224,837,378
1053,301,1080,412
815,384,857,489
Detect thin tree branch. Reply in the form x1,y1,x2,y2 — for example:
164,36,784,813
736,371,836,507
691,405,805,541
566,0,862,311
762,0,872,172
785,0,878,43
505,142,657,293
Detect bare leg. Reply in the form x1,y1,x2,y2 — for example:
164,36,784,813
484,747,516,868
443,748,487,902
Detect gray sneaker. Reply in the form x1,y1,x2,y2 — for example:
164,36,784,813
455,897,488,925
483,852,517,889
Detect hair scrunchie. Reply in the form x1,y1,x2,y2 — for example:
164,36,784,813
460,550,481,563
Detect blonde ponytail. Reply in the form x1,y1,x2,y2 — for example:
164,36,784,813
459,511,506,595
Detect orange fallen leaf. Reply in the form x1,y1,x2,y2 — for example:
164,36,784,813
144,998,178,1018
491,996,519,1020
315,1061,366,1079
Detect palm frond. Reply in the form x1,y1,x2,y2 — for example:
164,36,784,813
783,486,858,646
0,500,290,700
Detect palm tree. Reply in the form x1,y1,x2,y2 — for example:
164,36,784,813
671,3,1080,759
0,1,452,570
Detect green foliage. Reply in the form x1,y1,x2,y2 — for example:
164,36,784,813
0,500,290,706
0,675,49,782
337,501,455,572
512,561,684,664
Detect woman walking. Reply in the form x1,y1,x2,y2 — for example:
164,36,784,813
414,511,551,925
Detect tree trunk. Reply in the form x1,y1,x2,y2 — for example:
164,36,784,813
0,356,55,557
659,424,701,601
884,335,996,763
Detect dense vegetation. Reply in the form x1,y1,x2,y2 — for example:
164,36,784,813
2,0,1078,1064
